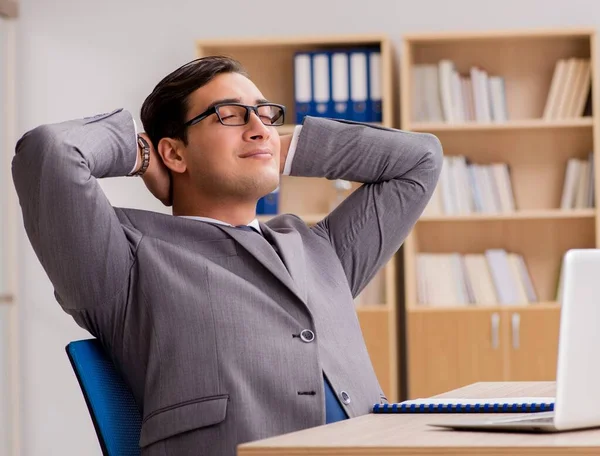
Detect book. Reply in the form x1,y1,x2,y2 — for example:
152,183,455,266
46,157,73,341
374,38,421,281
372,397,555,414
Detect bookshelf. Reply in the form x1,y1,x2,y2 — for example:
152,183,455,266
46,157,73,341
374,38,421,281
196,34,400,401
400,28,599,399
1,17,17,456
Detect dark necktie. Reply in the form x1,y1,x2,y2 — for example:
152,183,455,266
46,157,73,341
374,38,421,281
235,225,260,234
235,225,282,257
234,224,348,423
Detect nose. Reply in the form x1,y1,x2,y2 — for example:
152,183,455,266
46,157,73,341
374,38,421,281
244,110,271,141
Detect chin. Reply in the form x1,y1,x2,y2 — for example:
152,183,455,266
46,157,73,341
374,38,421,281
236,169,279,199
260,165,280,186
259,176,280,195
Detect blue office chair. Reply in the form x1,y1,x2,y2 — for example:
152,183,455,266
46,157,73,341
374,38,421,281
66,339,142,456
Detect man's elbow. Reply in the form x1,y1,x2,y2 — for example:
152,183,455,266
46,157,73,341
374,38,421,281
12,124,59,193
424,132,443,168
418,132,444,183
14,124,54,157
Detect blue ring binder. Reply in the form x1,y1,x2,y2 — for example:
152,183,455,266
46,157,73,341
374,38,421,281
371,400,555,414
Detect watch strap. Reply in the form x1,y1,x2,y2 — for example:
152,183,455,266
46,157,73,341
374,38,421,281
132,135,150,177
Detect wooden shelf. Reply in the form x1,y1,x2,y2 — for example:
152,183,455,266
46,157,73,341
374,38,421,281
412,216,594,302
355,305,391,312
276,125,297,135
356,302,396,400
401,28,598,400
419,209,596,222
406,305,561,398
407,301,560,313
402,27,597,42
402,31,593,123
197,33,389,48
257,213,326,225
410,117,593,132
278,122,384,136
197,34,394,129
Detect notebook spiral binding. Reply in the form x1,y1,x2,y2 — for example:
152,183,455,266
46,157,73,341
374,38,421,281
372,402,555,413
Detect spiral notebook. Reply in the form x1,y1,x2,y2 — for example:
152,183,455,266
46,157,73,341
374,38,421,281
372,397,555,414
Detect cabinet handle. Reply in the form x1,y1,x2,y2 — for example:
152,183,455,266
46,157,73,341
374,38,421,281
491,312,500,349
512,313,521,349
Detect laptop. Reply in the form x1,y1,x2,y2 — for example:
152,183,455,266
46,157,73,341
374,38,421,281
429,248,600,432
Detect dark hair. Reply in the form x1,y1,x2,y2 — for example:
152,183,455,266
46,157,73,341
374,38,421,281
140,56,248,148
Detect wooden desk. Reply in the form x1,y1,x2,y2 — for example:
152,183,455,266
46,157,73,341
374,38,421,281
238,382,600,455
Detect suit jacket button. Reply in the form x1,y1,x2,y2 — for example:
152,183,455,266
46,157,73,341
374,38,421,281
300,329,315,343
340,391,351,405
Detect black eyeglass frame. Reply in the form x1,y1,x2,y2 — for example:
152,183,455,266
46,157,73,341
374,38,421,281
184,102,286,128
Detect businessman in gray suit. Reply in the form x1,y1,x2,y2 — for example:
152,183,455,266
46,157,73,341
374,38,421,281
12,56,442,455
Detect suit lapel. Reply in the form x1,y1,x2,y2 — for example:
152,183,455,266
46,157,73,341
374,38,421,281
220,225,306,305
260,223,308,304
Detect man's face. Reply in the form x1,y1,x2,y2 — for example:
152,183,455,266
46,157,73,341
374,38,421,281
181,72,282,201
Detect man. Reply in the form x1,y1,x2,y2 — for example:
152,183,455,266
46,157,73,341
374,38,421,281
12,56,442,455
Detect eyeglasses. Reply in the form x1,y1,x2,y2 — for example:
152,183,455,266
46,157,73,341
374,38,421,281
184,102,286,128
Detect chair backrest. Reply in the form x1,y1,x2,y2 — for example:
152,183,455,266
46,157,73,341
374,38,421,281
65,339,142,456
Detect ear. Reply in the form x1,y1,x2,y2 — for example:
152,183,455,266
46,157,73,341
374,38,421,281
158,137,187,174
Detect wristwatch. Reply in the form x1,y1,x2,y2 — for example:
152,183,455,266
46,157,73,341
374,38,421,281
132,135,150,177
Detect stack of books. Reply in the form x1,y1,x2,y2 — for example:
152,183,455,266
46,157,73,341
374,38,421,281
560,153,595,209
412,59,508,123
543,58,591,120
423,156,516,216
416,250,537,306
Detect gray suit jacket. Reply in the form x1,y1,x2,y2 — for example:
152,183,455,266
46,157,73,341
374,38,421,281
12,109,442,456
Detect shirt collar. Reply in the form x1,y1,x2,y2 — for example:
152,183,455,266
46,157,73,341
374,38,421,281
179,215,262,234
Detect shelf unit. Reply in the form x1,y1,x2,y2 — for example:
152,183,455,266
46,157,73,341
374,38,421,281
197,34,400,401
1,17,18,456
410,117,594,132
400,28,599,399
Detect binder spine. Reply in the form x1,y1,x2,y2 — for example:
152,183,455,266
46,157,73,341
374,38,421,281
293,52,313,124
331,50,350,120
349,50,369,122
256,187,279,215
372,402,555,413
368,48,382,123
365,48,372,122
312,51,330,118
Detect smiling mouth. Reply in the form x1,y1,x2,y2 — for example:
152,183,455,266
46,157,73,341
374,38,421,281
239,151,272,158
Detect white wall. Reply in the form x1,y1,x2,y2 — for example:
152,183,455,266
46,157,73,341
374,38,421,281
12,0,600,454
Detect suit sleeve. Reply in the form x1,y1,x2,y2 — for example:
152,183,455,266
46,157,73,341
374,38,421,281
289,116,443,298
11,109,142,310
